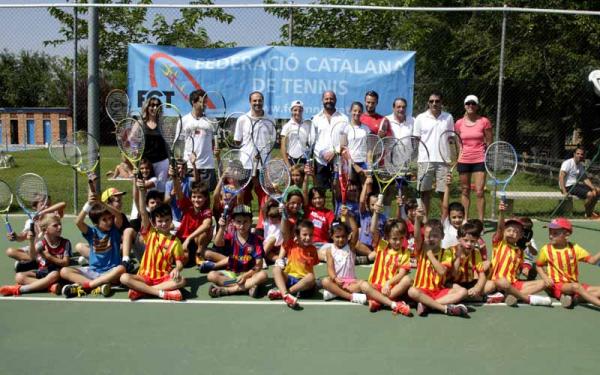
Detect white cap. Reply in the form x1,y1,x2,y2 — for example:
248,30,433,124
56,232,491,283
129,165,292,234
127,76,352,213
290,100,304,111
464,95,479,105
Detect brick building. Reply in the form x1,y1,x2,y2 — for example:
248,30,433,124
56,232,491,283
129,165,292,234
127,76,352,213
0,107,72,146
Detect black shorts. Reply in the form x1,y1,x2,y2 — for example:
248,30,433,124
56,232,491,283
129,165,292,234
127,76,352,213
457,162,486,174
567,183,592,200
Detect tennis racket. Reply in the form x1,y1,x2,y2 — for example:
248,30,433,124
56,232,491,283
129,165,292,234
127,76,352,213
362,133,384,175
439,130,463,173
400,136,430,208
105,89,129,126
0,180,13,235
219,149,254,219
222,112,246,150
296,119,319,169
202,90,227,130
259,158,291,207
73,131,101,193
15,173,48,232
157,103,183,168
115,117,146,178
250,117,277,169
485,141,518,203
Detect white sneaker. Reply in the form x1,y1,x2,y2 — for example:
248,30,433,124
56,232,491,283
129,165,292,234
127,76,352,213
351,293,367,305
322,290,336,301
529,295,552,306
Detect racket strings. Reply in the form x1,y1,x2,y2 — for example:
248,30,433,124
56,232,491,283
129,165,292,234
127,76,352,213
116,119,145,161
73,131,100,173
49,139,81,166
260,159,290,198
220,151,253,191
16,175,48,211
486,143,517,180
0,182,12,209
106,90,129,124
252,120,276,157
202,91,227,127
439,131,462,165
363,134,384,168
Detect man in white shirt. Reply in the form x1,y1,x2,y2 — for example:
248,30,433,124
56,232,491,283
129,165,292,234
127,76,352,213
180,89,216,190
312,90,349,188
386,97,414,140
413,91,454,217
559,147,600,218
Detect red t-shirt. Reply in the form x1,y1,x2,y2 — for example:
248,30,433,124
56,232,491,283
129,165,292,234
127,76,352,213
306,206,335,243
176,197,212,240
360,113,392,137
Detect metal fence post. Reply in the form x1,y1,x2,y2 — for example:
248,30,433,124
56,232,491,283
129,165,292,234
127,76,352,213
88,0,100,193
72,0,79,213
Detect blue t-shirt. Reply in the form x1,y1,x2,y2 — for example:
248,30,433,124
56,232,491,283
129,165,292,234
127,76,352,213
165,177,192,221
83,225,122,273
359,210,386,247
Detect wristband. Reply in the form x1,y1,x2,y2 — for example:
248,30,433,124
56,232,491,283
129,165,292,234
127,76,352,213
83,202,93,213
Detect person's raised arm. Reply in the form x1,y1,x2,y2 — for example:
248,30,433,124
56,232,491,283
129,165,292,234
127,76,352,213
36,201,66,219
494,201,506,241
359,175,373,213
281,135,291,169
213,216,226,247
75,191,94,234
426,249,448,277
303,164,313,205
370,200,383,237
137,177,150,230
213,173,225,209
441,173,452,222
414,206,424,256
345,206,359,251
190,152,199,183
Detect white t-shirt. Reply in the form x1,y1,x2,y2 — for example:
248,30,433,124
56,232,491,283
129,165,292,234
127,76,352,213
181,113,214,169
560,158,585,187
441,217,459,249
281,119,306,159
233,112,275,169
263,218,283,247
312,110,349,166
330,243,356,280
130,177,158,219
386,114,414,139
413,110,454,162
345,123,370,163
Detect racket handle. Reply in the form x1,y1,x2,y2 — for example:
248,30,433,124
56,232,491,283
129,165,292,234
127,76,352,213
341,215,346,223
416,197,423,209
29,221,35,233
222,204,230,220
5,222,13,235
500,192,507,204
88,179,96,194
377,194,384,205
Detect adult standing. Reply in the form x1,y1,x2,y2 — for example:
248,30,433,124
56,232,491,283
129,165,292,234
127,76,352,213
454,95,492,221
360,90,391,137
312,90,349,188
386,97,414,140
280,100,306,168
413,91,454,217
180,89,217,190
140,97,169,192
559,147,600,219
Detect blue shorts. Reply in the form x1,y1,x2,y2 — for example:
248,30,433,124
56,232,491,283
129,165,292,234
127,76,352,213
286,275,300,288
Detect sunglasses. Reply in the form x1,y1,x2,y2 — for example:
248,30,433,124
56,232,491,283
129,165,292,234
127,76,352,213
465,102,478,106
428,99,441,104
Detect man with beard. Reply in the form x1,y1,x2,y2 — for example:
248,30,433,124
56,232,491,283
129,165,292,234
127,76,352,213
360,90,391,138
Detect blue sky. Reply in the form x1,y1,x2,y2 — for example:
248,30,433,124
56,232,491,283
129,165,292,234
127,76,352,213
0,1,285,56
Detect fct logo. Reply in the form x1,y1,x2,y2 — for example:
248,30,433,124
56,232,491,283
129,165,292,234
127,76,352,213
136,90,176,107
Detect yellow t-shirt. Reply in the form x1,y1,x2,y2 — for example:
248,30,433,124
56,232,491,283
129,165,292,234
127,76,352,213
536,243,591,283
368,239,411,286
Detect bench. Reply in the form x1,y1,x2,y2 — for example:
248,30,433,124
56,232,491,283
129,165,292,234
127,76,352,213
493,191,579,215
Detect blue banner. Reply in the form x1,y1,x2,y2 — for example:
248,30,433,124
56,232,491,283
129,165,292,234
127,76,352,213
128,44,415,118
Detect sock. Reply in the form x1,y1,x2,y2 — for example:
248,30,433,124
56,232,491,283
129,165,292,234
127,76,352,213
82,281,91,290
444,305,448,314
19,285,29,293
158,290,165,298
526,296,531,304
391,302,397,310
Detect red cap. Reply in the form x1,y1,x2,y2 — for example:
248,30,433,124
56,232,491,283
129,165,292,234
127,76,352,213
546,217,572,232
504,217,524,228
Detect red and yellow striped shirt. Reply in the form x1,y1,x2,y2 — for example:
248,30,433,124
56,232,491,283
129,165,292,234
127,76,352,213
138,226,184,280
451,246,484,284
490,238,523,283
368,239,411,286
413,248,453,291
536,243,591,283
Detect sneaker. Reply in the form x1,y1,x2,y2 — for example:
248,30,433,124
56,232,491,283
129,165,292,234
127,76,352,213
248,285,259,298
560,294,573,309
128,289,146,301
417,302,429,316
322,289,336,301
283,293,298,308
163,289,183,301
446,304,469,317
267,288,283,300
486,292,505,304
14,260,36,273
368,300,382,312
91,284,111,297
529,294,552,306
62,284,86,298
392,301,411,317
197,261,216,273
0,285,21,296
355,255,369,265
505,294,518,307
350,293,367,305
208,284,224,298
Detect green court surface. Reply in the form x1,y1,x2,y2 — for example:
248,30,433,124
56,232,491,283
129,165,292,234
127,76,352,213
1,216,600,375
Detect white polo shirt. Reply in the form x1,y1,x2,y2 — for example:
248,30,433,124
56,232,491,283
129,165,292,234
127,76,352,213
312,110,349,166
233,111,275,169
560,158,586,187
181,112,214,169
413,110,454,162
281,119,305,159
386,114,414,139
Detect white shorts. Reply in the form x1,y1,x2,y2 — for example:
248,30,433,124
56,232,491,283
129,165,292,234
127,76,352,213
77,266,103,280
417,162,447,193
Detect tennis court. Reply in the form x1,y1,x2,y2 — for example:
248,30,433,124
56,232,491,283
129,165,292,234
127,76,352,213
1,215,599,375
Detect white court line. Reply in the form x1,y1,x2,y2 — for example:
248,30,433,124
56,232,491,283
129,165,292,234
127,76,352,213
0,296,564,307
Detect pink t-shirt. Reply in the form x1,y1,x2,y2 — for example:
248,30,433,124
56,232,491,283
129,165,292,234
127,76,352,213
454,117,492,164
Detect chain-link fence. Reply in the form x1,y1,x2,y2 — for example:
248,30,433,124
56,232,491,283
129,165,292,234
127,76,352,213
0,2,599,217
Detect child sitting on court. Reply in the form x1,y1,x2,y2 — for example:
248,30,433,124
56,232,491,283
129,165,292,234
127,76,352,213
1,215,71,296
517,217,538,280
358,176,386,257
119,179,186,301
207,205,268,297
164,158,194,225
482,201,551,306
396,196,419,268
441,174,466,249
59,191,126,298
121,189,164,264
321,207,410,315
365,201,412,315
268,218,319,308
304,184,335,248
535,217,600,308
407,209,469,317
450,221,487,301
262,199,284,265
